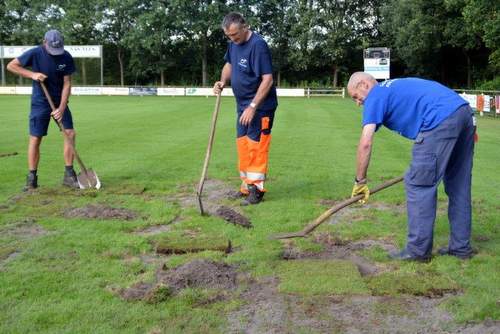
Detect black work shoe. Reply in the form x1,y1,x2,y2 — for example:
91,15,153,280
227,190,248,200
62,172,79,189
388,249,431,262
23,173,38,191
437,247,475,260
241,185,264,206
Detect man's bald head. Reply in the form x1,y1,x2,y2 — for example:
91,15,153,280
347,72,378,106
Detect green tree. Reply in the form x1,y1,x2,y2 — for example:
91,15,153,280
101,0,140,86
58,0,105,84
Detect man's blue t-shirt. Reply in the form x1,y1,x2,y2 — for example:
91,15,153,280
17,46,75,108
362,78,468,140
224,32,278,110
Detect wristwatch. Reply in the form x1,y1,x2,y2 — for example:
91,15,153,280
249,102,257,109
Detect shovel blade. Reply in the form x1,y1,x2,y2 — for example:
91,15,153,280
77,169,101,189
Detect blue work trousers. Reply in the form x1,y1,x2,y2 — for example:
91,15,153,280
404,105,475,257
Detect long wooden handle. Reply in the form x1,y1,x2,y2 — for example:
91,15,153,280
301,176,404,235
39,81,88,173
197,93,222,197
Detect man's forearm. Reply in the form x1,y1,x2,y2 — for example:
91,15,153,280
59,79,71,110
251,75,273,107
7,61,34,80
355,142,372,182
220,63,231,84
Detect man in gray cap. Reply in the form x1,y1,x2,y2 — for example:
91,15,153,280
7,29,78,190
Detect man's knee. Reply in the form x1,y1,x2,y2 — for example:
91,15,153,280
64,129,76,140
29,135,43,147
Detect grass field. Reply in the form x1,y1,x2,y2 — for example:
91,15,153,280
1,95,499,333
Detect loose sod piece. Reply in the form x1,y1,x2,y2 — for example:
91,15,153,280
154,234,232,255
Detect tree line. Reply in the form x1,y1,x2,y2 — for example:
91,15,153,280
0,0,498,89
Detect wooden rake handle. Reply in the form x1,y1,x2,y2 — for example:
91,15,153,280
270,175,404,240
196,93,222,214
39,81,88,174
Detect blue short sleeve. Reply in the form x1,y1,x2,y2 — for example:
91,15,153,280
362,90,387,129
17,48,36,68
252,40,273,77
224,44,231,64
63,54,76,76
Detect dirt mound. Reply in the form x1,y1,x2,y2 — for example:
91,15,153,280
170,179,252,228
157,259,238,291
215,206,252,228
64,204,138,220
119,259,238,302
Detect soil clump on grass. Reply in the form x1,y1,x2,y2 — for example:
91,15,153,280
119,259,239,302
0,152,18,158
64,204,138,220
170,179,252,228
215,205,251,228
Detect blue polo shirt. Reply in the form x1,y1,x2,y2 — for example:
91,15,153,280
362,78,468,140
224,32,278,110
17,45,75,108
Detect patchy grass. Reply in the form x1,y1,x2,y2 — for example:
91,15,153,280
366,267,461,297
1,95,499,332
277,260,369,295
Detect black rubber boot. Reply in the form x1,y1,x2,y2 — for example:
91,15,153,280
23,173,38,191
241,184,264,206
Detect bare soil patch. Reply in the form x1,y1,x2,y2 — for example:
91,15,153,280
227,276,499,334
132,216,182,236
118,259,239,302
64,204,138,220
169,179,252,228
3,218,47,240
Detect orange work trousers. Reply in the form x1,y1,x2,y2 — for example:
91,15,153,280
236,108,275,193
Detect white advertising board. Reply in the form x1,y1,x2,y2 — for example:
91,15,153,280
483,95,491,112
459,93,477,110
364,58,390,80
0,86,17,94
1,45,101,58
221,88,234,97
157,87,185,96
102,87,130,96
15,86,32,95
72,86,103,95
185,87,213,96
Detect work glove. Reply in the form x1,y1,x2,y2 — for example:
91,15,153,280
351,182,370,204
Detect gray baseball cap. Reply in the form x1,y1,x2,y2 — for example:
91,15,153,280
44,30,65,55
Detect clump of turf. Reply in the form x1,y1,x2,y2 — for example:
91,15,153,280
277,259,369,295
366,271,461,297
153,232,231,255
